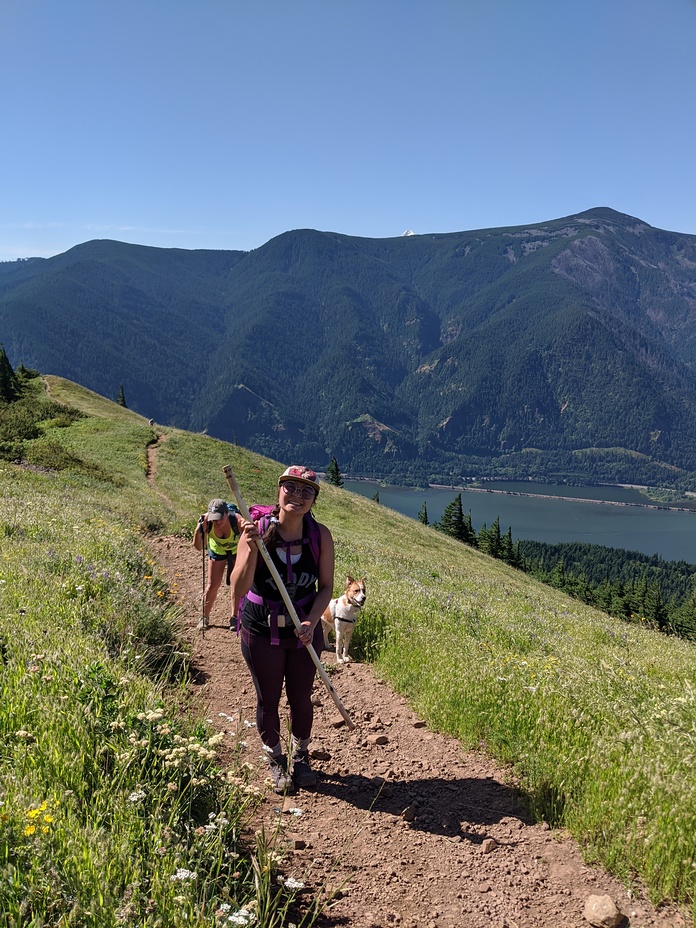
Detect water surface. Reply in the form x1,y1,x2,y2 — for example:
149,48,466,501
343,480,696,564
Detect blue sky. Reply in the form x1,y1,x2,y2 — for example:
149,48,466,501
1,0,694,262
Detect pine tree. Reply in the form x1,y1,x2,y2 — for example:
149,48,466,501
482,516,502,559
117,385,127,408
438,493,466,541
372,491,380,504
417,501,429,525
500,526,514,565
325,456,343,487
463,509,476,546
0,345,20,403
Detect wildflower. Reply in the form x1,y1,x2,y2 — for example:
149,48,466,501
23,825,36,836
280,876,305,891
128,789,146,803
227,908,256,926
170,868,197,882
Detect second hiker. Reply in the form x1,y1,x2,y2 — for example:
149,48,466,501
193,498,243,630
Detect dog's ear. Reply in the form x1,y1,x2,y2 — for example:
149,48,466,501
345,574,354,584
360,576,367,584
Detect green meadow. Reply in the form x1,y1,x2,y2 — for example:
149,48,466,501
1,376,695,924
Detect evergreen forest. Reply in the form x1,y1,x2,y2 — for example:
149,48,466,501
433,491,696,641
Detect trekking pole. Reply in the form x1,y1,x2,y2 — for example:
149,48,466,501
222,464,355,730
200,517,207,636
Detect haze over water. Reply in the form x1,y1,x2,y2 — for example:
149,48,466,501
343,481,696,565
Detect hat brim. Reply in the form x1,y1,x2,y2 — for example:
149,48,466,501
207,511,225,521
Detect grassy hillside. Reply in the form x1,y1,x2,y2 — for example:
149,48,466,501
2,377,695,921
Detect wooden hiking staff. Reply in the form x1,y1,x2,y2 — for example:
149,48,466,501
222,464,355,731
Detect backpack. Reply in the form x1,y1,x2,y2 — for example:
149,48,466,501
248,504,321,563
239,505,322,645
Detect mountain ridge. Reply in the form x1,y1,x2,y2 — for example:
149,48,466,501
3,207,696,486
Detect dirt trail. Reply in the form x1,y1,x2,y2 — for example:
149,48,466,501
148,532,689,928
146,433,175,508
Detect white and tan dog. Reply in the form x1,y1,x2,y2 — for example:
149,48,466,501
321,575,367,664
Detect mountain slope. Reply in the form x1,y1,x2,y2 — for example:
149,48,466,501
2,208,696,483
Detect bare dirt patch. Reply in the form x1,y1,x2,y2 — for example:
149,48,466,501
149,534,689,928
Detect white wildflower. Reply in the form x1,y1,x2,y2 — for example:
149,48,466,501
281,876,305,891
170,868,197,882
227,908,256,926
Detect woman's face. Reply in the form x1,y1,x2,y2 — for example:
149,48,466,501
278,480,317,513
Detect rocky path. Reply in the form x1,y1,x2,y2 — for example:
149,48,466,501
148,533,689,928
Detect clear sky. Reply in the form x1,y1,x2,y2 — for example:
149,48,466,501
1,0,694,262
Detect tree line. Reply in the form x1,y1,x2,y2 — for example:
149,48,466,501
423,492,696,642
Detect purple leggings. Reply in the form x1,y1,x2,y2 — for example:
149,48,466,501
240,629,318,747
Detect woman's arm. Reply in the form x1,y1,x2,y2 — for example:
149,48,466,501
230,520,260,601
192,515,206,552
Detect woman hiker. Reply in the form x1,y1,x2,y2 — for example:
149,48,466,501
232,466,335,792
193,498,243,630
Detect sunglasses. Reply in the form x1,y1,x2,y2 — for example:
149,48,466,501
281,482,316,501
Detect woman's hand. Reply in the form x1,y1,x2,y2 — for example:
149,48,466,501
239,519,260,542
296,620,314,645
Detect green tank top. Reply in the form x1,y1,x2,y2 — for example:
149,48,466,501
208,524,239,557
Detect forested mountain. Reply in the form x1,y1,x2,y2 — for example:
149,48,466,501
3,208,696,485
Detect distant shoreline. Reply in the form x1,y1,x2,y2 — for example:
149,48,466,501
452,485,696,514
346,477,696,514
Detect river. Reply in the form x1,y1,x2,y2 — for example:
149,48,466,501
342,480,696,564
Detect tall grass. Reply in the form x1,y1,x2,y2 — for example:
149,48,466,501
0,466,317,927
7,376,696,919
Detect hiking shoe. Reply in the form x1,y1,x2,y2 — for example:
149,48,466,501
267,754,294,794
197,615,209,631
291,750,317,789
229,615,237,631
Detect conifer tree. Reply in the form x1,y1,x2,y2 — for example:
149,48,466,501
325,456,343,487
463,508,476,546
0,345,20,403
417,501,429,525
500,526,514,565
372,491,380,504
117,385,127,407
439,493,466,541
482,516,502,558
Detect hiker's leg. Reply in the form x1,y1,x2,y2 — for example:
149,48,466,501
285,646,317,743
226,554,239,620
203,557,225,618
240,633,287,748
286,647,319,787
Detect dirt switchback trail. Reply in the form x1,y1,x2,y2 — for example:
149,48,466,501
149,534,689,928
